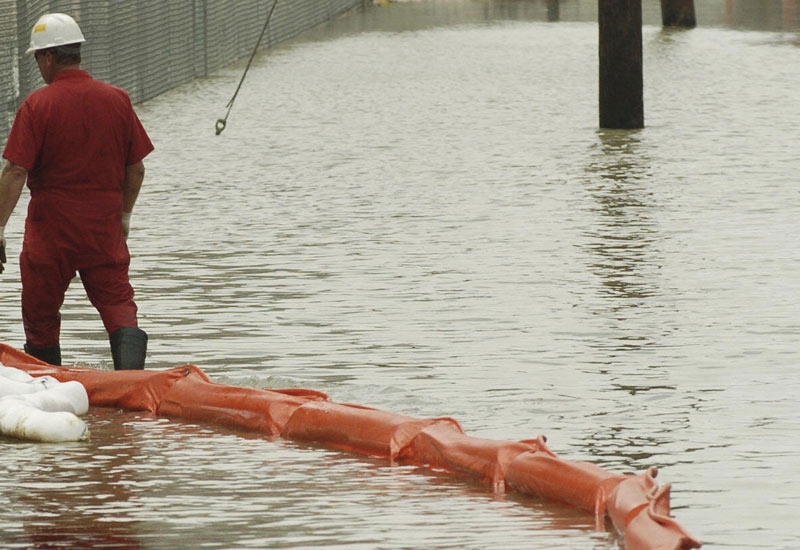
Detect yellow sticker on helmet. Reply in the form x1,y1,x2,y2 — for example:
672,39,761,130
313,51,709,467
34,24,47,33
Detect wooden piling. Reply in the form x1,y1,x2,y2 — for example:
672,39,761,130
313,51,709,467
661,0,697,28
547,0,560,22
598,0,644,129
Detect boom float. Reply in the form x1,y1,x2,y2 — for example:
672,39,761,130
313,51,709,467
0,343,700,550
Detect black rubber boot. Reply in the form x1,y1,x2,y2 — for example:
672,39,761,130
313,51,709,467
109,327,148,370
24,343,62,366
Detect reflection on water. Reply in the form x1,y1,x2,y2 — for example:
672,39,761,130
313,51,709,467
1,410,613,550
1,0,799,549
583,130,658,314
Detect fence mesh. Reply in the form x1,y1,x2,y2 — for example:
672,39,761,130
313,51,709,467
1,0,363,147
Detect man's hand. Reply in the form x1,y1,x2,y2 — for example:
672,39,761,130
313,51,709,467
0,160,28,272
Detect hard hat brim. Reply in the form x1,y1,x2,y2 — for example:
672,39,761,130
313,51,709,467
25,39,85,55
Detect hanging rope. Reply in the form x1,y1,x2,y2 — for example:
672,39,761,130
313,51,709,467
215,0,280,135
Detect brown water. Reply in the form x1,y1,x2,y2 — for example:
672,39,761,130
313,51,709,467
1,1,799,548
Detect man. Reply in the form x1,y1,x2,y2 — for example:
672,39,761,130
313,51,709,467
0,13,153,369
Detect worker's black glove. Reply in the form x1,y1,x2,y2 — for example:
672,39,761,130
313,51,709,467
0,241,6,274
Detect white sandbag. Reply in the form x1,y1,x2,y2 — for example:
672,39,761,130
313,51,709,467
0,364,36,382
0,400,88,442
7,381,89,415
0,375,60,397
0,366,90,442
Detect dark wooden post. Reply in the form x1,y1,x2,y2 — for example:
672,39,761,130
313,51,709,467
661,0,697,27
546,0,560,22
598,0,644,129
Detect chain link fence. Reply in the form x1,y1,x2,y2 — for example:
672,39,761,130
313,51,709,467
1,0,364,147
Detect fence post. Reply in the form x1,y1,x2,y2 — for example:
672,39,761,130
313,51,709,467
203,0,209,77
661,0,697,28
598,0,643,129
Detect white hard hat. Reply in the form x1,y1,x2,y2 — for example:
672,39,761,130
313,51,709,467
26,13,86,55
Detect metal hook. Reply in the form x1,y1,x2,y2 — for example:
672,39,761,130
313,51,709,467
215,118,227,135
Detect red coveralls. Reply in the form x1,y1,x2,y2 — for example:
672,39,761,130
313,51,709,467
2,70,154,349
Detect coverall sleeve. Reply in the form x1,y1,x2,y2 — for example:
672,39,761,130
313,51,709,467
124,97,154,167
2,102,39,172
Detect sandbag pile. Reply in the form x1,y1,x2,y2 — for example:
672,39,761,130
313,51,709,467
0,365,89,442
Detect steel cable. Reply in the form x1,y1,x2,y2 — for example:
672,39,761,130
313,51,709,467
215,0,280,135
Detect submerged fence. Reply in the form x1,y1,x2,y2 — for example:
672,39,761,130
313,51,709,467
1,0,363,145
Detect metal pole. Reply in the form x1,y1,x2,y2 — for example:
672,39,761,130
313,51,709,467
784,0,797,31
661,0,697,28
724,0,734,26
598,0,644,129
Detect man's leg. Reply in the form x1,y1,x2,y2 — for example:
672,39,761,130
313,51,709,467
20,250,73,365
80,263,147,370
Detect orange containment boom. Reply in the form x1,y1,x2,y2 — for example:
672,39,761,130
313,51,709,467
0,344,700,550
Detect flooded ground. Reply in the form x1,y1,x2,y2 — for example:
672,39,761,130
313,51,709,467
1,1,798,548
